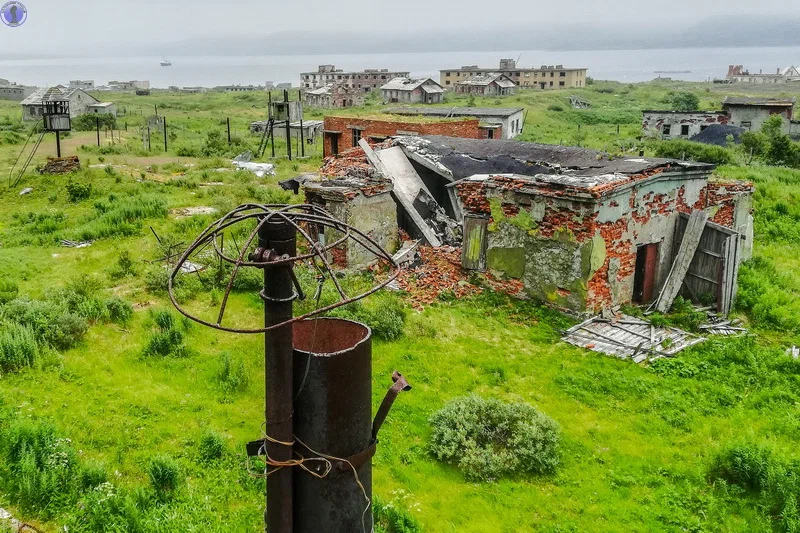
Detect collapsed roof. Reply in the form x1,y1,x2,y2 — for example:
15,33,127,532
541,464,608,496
395,135,713,198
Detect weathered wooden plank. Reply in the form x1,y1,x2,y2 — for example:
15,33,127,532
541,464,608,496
655,210,709,313
462,215,489,271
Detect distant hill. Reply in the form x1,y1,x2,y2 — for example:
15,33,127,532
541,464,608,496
148,15,800,57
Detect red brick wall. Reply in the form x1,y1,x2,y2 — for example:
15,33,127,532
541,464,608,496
322,116,482,157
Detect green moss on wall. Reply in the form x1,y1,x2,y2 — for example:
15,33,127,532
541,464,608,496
487,247,526,279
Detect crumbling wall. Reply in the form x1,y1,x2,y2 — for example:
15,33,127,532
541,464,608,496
322,116,482,157
304,186,398,270
456,172,750,314
703,180,755,259
641,111,729,139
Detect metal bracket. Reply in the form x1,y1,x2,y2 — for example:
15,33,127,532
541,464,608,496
371,371,412,441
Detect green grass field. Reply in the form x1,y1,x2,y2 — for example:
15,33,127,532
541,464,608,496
1,81,800,532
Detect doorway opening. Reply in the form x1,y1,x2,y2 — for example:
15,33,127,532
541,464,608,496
633,242,659,303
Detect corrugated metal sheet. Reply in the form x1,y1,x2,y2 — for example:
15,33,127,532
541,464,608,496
562,314,705,363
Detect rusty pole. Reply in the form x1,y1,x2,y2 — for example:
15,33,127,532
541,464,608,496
257,217,297,533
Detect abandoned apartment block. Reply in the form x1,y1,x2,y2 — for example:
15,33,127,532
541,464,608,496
394,136,753,315
300,65,410,92
440,59,588,90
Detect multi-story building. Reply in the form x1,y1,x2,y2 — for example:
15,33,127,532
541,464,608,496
301,65,410,92
69,80,95,90
440,59,588,90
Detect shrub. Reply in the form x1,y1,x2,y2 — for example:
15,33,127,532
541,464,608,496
198,430,226,462
708,443,800,532
72,113,116,132
109,250,137,280
147,454,182,500
331,294,406,341
0,324,41,373
374,495,422,533
66,181,92,202
653,139,734,165
0,278,19,304
105,296,134,325
1,298,88,350
671,91,700,111
78,461,108,491
0,420,79,515
142,309,190,358
429,395,560,481
216,352,249,393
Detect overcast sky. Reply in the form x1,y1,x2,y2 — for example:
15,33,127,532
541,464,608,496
2,0,799,55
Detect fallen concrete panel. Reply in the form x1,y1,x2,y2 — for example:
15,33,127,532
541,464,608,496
373,145,441,247
562,314,705,363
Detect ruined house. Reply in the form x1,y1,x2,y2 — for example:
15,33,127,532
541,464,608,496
393,136,753,315
303,174,398,270
641,110,729,140
643,97,800,139
321,115,484,157
454,73,517,96
21,86,101,122
380,78,444,104
384,107,525,140
303,84,365,108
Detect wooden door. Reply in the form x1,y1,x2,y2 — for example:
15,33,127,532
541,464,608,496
642,243,659,303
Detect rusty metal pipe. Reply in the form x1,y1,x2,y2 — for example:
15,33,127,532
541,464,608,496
292,318,373,533
260,218,297,533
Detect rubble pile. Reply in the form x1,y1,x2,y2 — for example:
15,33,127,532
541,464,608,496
396,245,525,310
40,156,80,174
320,140,394,178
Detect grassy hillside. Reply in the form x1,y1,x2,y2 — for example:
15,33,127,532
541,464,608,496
0,81,799,532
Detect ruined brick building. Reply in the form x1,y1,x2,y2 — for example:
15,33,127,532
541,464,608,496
396,136,753,314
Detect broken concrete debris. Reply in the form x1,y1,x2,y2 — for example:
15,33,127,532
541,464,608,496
41,156,80,174
170,206,218,219
18,187,33,196
233,160,275,177
788,346,799,360
562,314,705,363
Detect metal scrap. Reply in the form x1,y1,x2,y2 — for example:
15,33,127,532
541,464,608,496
61,239,92,248
562,314,706,363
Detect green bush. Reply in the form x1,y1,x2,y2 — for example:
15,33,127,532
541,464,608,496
78,461,108,491
72,113,116,132
0,278,19,304
216,351,249,393
66,181,92,203
374,495,422,533
71,195,168,241
429,395,560,481
142,309,190,357
737,257,800,333
708,443,800,533
0,420,79,515
198,430,226,462
653,139,734,165
66,482,144,533
105,296,134,325
331,294,406,341
109,250,137,280
0,324,41,373
147,454,182,500
1,298,88,350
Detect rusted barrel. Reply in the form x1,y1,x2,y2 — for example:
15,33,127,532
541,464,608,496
292,318,373,533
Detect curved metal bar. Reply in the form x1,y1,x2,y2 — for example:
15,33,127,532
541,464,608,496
168,203,402,333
